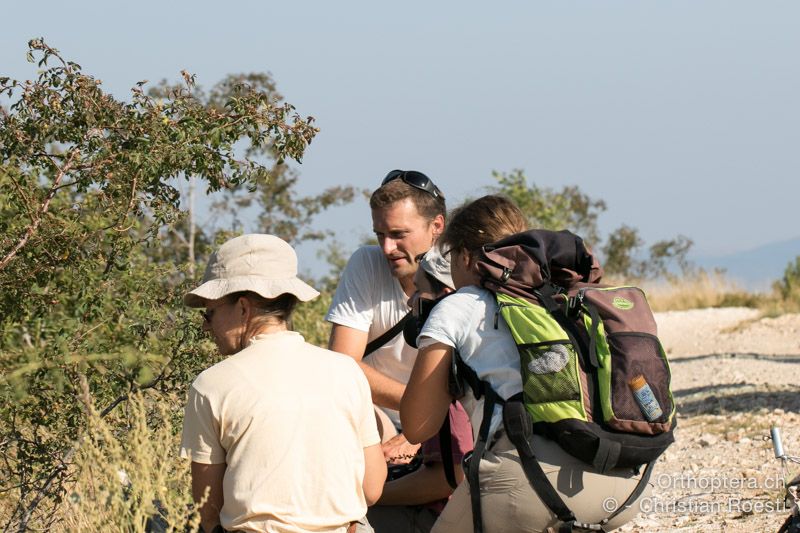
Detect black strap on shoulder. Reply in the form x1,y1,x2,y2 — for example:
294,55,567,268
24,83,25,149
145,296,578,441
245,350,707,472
503,397,577,527
363,312,412,357
446,351,502,533
453,353,484,400
467,384,503,533
439,410,458,489
442,351,478,489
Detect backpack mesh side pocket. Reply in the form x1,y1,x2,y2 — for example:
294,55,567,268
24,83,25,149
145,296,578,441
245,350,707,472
499,293,589,424
520,342,581,406
520,340,588,423
605,332,673,434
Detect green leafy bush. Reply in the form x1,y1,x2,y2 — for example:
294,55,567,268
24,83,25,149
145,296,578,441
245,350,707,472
0,39,322,530
769,255,800,313
774,256,800,301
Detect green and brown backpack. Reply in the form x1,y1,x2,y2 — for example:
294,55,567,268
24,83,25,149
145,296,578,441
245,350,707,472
449,229,676,533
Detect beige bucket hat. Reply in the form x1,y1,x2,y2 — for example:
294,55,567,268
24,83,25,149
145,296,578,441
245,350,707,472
183,234,319,307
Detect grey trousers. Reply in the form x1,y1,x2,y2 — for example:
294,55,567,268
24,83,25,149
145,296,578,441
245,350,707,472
431,434,652,533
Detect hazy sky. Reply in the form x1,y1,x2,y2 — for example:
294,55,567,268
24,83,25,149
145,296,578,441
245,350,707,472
2,1,798,276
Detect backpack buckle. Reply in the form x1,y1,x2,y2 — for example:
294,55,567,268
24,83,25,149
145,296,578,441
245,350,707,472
566,295,581,318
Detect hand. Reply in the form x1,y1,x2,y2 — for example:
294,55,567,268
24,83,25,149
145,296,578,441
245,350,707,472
382,433,421,465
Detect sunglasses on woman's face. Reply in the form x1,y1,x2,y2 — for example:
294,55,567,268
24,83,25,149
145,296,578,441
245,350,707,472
201,309,216,324
381,170,443,200
201,300,231,324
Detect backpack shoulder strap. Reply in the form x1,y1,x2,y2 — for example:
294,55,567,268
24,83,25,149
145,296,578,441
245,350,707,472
448,351,504,533
503,397,578,529
468,381,503,533
442,350,481,489
438,411,458,489
363,312,412,357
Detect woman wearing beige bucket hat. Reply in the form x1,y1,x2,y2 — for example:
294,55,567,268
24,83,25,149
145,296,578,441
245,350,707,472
180,234,386,533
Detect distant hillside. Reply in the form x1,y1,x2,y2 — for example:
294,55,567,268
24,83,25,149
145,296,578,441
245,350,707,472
693,237,800,291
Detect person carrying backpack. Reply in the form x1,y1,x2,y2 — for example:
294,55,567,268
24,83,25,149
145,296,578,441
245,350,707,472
368,246,474,533
401,195,662,533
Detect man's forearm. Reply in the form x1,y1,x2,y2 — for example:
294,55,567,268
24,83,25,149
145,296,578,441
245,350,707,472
359,361,405,410
328,324,406,409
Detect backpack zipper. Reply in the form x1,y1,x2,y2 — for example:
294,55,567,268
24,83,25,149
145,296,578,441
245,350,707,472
567,288,586,317
494,301,526,329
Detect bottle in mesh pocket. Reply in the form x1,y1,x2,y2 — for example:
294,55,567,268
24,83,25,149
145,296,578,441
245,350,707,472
628,374,663,421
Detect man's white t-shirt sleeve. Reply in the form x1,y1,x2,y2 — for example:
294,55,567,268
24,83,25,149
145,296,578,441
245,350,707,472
326,247,377,332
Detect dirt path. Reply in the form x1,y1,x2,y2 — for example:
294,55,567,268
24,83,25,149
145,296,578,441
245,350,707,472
617,308,800,532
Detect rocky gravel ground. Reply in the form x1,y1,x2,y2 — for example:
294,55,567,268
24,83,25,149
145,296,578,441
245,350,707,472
616,308,800,532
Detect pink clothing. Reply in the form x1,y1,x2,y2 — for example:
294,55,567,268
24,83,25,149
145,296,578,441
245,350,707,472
367,402,473,533
419,401,473,513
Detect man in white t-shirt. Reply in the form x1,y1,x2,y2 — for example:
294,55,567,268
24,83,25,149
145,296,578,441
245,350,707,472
326,170,446,455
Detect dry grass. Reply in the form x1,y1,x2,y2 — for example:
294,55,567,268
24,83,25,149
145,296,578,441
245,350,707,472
0,497,16,532
758,295,800,317
58,389,201,532
626,269,800,315
639,271,763,312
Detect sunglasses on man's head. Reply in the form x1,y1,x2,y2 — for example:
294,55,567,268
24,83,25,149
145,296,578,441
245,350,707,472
381,170,443,200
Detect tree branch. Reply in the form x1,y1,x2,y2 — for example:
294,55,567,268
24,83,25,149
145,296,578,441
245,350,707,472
6,173,36,221
15,452,73,533
0,150,79,271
